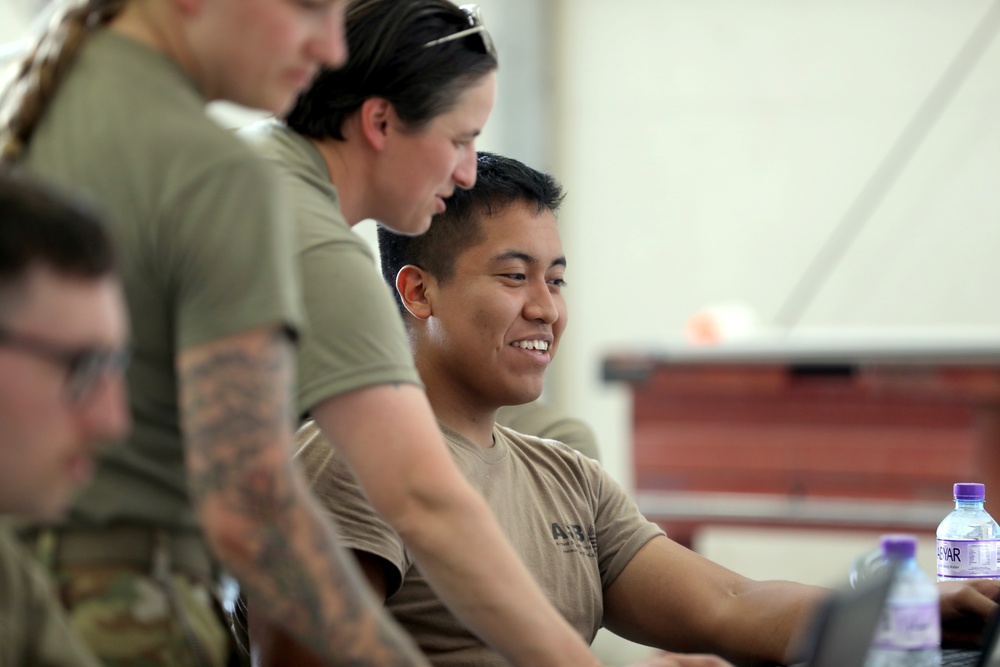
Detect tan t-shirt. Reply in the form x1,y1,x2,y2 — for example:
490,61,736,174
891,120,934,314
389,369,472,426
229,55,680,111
497,401,601,461
25,31,303,530
297,421,663,666
0,526,100,667
240,121,421,416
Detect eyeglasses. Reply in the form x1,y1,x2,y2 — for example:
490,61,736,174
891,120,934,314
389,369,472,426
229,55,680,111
423,4,497,61
0,327,129,404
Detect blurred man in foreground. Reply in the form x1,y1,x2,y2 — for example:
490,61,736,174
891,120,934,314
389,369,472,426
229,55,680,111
0,173,130,666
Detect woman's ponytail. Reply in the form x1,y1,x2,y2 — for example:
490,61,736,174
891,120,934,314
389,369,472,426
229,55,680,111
0,0,127,163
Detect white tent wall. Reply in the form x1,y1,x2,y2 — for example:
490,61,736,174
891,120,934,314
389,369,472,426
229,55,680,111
4,4,999,661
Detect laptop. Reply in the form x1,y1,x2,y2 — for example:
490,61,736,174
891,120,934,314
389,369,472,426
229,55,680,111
790,569,895,667
941,606,1000,667
792,566,999,667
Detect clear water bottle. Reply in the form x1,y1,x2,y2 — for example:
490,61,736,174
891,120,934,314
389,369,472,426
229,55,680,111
936,482,1000,581
866,534,941,667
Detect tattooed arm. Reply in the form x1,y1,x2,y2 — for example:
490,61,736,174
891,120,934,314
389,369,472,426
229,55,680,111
178,326,429,666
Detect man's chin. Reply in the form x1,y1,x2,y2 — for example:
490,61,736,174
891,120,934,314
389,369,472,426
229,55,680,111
380,215,432,237
21,500,72,523
508,387,545,408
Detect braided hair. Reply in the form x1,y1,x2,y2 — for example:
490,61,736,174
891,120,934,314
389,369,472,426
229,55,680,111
0,0,127,163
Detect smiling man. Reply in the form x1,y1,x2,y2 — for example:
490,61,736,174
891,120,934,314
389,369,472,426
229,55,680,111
0,173,129,666
293,153,1000,666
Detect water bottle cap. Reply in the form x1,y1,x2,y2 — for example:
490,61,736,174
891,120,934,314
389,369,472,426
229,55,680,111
954,482,986,501
880,534,917,560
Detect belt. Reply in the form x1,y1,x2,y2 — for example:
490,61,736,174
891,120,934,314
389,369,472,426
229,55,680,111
25,526,216,581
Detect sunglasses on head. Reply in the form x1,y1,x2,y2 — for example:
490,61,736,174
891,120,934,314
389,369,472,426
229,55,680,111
423,4,497,60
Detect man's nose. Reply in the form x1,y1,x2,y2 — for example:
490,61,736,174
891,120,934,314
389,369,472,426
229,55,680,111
524,284,559,324
79,373,131,444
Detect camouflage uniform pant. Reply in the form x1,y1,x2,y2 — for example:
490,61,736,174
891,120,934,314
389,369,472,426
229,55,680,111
57,564,234,667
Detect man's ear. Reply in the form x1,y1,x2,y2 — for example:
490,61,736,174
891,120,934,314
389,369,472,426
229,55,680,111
358,97,394,152
396,265,433,320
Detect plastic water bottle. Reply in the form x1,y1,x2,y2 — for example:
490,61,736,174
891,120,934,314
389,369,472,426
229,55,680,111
936,482,1000,581
866,534,941,667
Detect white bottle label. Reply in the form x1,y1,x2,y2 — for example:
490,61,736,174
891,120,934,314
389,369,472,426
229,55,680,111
937,539,1000,579
871,601,941,650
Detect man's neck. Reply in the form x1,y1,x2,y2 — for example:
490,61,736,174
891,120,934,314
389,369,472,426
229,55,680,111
421,373,498,449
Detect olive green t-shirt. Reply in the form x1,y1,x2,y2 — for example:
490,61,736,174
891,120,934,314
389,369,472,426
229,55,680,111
240,121,420,415
24,31,303,530
298,421,663,666
0,525,100,667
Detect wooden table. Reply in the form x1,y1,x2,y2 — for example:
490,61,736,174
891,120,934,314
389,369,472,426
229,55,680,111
603,336,1000,547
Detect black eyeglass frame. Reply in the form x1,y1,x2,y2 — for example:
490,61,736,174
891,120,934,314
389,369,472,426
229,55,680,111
0,326,129,403
423,4,497,60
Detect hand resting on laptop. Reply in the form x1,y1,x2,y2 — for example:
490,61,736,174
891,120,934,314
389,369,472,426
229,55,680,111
941,580,1000,648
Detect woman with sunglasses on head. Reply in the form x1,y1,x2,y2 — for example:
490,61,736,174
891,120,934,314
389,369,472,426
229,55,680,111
0,1,431,665
243,1,628,666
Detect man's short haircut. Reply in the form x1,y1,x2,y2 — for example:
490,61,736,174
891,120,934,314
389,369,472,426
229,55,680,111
378,152,565,314
285,0,498,141
0,171,115,291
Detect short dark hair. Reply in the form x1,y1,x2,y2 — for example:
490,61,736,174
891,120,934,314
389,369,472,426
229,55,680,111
0,171,115,291
378,152,565,313
286,0,498,141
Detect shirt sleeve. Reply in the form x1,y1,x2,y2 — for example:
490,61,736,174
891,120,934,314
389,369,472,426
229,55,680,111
294,422,410,596
287,175,421,414
162,155,304,350
589,460,665,588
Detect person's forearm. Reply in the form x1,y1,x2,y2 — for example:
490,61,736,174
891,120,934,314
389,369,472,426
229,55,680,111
199,477,427,665
179,330,429,666
723,580,829,665
604,538,827,666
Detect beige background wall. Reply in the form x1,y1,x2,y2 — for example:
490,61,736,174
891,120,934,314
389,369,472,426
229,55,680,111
548,0,1000,488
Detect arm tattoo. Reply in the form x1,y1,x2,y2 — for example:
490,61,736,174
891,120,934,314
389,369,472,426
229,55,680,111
179,330,427,665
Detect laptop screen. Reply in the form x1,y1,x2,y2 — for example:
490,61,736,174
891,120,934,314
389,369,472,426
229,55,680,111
792,569,895,667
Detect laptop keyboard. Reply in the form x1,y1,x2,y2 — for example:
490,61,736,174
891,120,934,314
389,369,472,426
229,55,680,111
941,648,981,667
